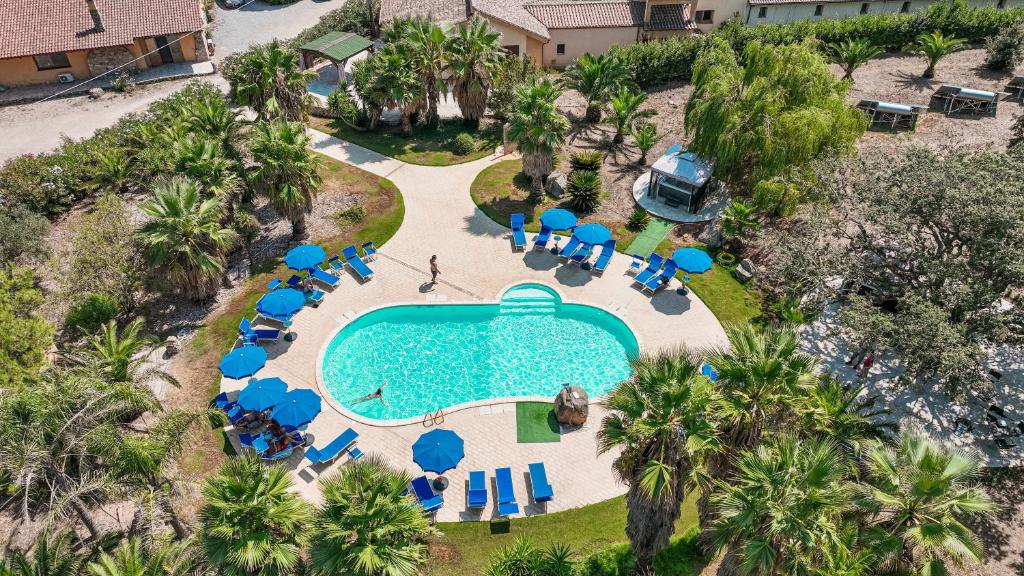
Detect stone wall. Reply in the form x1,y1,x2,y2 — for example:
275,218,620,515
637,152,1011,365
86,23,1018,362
193,31,211,61
86,45,136,77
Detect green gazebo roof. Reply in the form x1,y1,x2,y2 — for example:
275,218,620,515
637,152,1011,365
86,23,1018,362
298,31,372,62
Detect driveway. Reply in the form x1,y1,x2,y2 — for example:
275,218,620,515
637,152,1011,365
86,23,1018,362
212,0,343,58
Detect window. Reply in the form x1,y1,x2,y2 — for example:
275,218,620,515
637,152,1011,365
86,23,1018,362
503,44,520,56
860,2,869,13
757,6,767,17
556,43,566,55
813,4,823,15
694,9,715,23
33,52,71,70
900,1,910,12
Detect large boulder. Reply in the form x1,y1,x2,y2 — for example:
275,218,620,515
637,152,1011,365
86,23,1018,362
546,171,567,198
697,221,723,249
554,385,589,426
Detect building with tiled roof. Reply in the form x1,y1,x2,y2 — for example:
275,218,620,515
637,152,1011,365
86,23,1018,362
743,0,1017,27
380,0,699,67
0,0,209,87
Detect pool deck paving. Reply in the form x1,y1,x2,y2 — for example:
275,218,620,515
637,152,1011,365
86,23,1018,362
221,130,728,521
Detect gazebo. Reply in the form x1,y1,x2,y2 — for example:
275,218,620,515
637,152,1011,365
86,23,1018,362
929,84,1005,117
646,145,714,214
297,31,373,77
856,99,927,131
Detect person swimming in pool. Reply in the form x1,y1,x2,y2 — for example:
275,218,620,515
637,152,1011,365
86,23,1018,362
354,381,387,405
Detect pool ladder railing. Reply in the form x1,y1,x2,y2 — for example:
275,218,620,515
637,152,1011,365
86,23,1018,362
422,409,445,427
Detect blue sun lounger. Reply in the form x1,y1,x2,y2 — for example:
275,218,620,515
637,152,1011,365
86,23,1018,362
310,267,340,288
343,245,374,281
632,254,664,288
305,427,359,465
533,225,552,251
592,240,616,274
239,318,281,344
558,236,581,261
569,244,593,265
510,213,527,251
214,392,235,412
528,462,553,503
495,467,520,516
411,476,444,513
643,259,677,294
360,242,377,261
467,470,488,508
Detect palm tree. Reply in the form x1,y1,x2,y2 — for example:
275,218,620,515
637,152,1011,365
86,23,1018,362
171,135,243,220
904,31,965,79
1,530,90,576
446,17,503,123
797,375,895,457
310,454,438,576
232,41,316,121
249,120,322,238
184,96,248,161
631,122,661,166
200,451,312,576
827,39,883,81
607,89,654,144
506,80,570,201
366,50,424,135
405,17,450,127
710,435,857,576
863,428,994,575
721,200,759,247
87,148,133,194
138,176,238,301
597,349,722,574
562,53,632,122
87,537,204,576
65,318,177,390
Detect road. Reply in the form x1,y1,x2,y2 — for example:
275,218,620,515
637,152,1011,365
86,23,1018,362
0,0,336,163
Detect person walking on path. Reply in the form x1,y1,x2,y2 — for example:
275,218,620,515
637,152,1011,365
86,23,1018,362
429,255,441,285
859,350,875,380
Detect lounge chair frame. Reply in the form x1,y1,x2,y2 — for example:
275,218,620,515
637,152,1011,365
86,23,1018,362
856,99,926,131
929,85,1002,117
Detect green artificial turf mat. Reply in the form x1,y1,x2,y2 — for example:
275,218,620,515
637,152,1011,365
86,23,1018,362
516,402,561,443
625,217,673,257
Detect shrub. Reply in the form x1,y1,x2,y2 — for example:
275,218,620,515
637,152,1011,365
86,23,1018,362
626,207,650,232
336,203,367,226
450,133,477,155
483,537,575,576
610,35,706,87
569,150,603,172
567,170,602,213
0,205,49,263
631,122,661,165
0,154,81,215
65,293,120,332
111,72,136,93
231,206,261,253
327,87,360,123
487,55,538,121
984,20,1024,71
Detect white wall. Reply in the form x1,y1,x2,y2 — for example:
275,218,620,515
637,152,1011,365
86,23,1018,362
489,20,529,56
692,0,748,31
542,27,640,68
744,0,1020,25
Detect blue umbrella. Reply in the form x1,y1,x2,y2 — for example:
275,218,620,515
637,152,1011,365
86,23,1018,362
572,223,612,246
271,389,322,428
256,289,305,318
412,429,465,474
671,248,713,274
284,244,326,271
539,208,577,231
218,346,267,380
237,377,288,412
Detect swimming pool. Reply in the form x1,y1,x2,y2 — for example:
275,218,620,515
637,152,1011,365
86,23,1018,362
319,284,638,422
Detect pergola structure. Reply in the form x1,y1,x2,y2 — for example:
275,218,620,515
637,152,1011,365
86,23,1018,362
856,99,927,131
1007,76,1024,101
646,145,714,213
297,31,373,79
929,85,1005,117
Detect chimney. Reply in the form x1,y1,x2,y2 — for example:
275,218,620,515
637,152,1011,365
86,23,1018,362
86,0,104,32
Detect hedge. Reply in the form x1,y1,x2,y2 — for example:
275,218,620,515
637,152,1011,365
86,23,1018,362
612,0,1024,86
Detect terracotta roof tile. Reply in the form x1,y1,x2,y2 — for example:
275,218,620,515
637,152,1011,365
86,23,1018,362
525,1,693,30
474,0,550,39
0,0,205,60
379,0,469,22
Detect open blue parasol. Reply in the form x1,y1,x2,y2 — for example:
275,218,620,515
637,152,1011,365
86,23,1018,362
412,429,465,474
237,377,288,412
256,289,305,318
671,247,713,274
218,346,267,380
539,208,577,231
284,244,327,271
271,389,322,428
572,223,612,246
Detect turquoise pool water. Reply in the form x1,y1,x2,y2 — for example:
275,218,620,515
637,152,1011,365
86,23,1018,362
320,284,638,421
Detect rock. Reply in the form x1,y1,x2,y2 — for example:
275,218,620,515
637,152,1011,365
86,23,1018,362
668,99,679,108
546,171,567,198
733,258,756,283
697,221,723,249
164,336,181,356
88,87,104,99
554,385,589,426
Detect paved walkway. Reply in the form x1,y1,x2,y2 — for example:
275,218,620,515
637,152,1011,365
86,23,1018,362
221,131,728,521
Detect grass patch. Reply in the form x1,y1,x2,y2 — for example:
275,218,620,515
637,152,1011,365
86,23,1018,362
515,402,561,443
426,494,701,576
308,117,501,166
684,262,761,326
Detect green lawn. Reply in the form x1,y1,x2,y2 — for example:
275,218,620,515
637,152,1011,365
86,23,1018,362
515,402,561,443
308,116,501,166
684,262,762,327
426,495,703,576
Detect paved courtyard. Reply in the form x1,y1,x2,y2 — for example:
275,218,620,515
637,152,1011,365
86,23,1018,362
220,131,728,521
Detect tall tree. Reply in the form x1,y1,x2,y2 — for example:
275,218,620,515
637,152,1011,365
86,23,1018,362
200,451,312,576
446,18,503,123
404,17,450,127
506,80,569,201
229,41,316,121
797,375,895,457
905,31,965,79
138,177,238,301
562,53,632,122
250,120,322,238
0,265,54,390
606,88,654,144
310,454,437,576
65,318,176,390
486,55,538,122
171,135,243,218
597,349,722,574
827,39,883,81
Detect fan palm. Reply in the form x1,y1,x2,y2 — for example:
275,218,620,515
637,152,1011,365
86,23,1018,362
827,39,883,81
310,453,437,576
863,428,994,575
446,17,503,123
184,96,247,160
904,31,965,79
232,41,316,121
138,176,238,301
87,536,204,576
631,123,661,165
369,49,424,135
562,53,632,122
87,149,133,194
65,318,177,390
597,349,722,574
721,200,759,245
797,375,895,457
710,435,857,576
607,89,654,144
405,17,450,127
171,135,243,217
1,530,90,576
200,451,312,576
506,80,569,201
250,120,322,238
